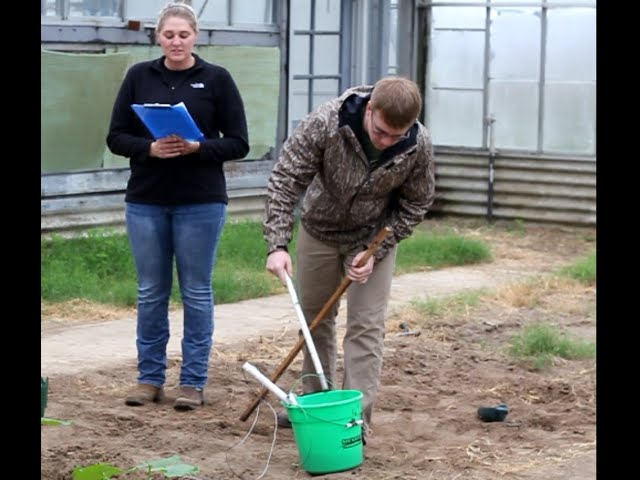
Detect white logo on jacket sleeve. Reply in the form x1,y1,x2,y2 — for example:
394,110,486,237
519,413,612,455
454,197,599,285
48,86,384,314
190,83,205,88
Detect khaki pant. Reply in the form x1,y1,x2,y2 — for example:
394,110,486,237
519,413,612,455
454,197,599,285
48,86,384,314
296,224,397,429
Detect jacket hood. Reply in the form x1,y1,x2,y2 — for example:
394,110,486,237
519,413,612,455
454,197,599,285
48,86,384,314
337,85,373,129
337,84,419,159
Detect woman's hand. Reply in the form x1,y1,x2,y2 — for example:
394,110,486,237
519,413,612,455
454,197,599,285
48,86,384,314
150,135,200,158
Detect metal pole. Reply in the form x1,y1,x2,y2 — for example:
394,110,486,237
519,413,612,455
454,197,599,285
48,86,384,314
486,114,496,222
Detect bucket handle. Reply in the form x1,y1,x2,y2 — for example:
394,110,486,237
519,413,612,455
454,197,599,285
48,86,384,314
286,375,363,428
289,396,363,429
288,373,336,396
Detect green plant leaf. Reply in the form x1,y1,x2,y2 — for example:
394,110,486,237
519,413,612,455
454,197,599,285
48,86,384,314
41,417,73,426
132,455,200,477
72,463,123,480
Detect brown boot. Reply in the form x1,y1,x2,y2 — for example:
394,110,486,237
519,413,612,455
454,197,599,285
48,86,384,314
174,386,204,411
125,383,164,406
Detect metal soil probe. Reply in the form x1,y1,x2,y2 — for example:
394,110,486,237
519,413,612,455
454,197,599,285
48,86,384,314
239,225,392,422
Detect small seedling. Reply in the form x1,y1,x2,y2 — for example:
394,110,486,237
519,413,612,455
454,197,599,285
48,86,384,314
41,417,72,426
72,455,199,480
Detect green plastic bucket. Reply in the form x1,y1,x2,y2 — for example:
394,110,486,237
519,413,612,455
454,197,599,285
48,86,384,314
284,389,364,474
41,377,49,418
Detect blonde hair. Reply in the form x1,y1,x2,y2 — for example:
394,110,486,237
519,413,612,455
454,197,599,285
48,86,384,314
156,2,199,34
370,76,422,129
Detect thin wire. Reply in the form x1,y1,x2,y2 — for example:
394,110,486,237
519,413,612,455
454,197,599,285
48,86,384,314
225,399,279,480
288,372,335,395
287,375,364,427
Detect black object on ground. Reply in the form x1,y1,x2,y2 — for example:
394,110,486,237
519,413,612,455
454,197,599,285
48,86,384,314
477,403,509,422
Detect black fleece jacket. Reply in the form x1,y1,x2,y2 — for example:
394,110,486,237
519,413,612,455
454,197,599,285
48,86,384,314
106,54,249,205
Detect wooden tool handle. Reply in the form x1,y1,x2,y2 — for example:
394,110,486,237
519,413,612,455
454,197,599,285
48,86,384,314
239,225,392,422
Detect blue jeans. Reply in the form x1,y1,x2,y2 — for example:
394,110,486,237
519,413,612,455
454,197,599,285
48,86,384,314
125,202,226,389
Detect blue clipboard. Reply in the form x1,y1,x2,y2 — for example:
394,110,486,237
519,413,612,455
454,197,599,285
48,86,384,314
131,102,205,142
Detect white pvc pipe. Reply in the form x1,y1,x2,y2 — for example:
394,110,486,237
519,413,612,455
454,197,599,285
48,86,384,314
242,362,298,406
285,273,329,391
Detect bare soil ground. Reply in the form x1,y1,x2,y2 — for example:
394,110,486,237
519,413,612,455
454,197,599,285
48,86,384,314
41,219,597,480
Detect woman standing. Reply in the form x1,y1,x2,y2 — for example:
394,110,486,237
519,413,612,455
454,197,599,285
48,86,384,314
106,2,249,411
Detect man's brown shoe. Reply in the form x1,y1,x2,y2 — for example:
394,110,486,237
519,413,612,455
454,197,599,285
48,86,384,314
125,383,164,406
174,386,204,411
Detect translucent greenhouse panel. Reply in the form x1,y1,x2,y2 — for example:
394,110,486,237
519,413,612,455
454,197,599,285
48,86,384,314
489,81,539,150
426,89,484,147
489,8,541,81
231,0,275,26
290,0,312,30
431,6,485,29
546,8,596,82
314,0,341,30
547,0,596,4
497,0,545,4
193,0,229,24
289,78,311,130
313,36,341,75
41,50,130,173
290,36,311,76
41,1,56,16
387,4,398,75
69,0,120,17
123,0,167,20
488,7,541,151
122,0,273,25
543,83,595,154
544,8,595,154
312,79,340,111
430,30,485,89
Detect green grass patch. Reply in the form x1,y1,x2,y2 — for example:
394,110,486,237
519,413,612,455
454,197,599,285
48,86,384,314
41,417,72,426
42,219,490,308
504,218,527,236
72,455,198,479
508,322,595,371
395,230,492,274
557,250,596,285
41,229,139,305
407,289,487,318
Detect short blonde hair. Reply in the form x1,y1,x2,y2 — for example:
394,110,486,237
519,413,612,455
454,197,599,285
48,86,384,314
156,2,199,34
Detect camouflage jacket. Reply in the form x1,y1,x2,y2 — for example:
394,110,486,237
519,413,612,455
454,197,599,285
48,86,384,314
264,84,436,262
